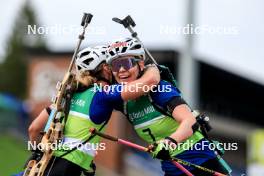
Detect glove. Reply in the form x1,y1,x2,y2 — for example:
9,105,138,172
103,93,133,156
149,138,176,160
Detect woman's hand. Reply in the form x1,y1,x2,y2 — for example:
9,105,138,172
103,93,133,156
149,138,176,160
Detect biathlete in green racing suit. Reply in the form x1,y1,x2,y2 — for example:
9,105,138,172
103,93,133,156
105,37,231,176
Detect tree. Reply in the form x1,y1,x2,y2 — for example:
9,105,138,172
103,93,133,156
0,1,47,99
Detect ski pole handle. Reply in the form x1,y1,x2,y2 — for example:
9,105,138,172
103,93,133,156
112,15,135,28
81,13,93,27
112,15,158,65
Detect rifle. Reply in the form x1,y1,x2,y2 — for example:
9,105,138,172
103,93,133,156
23,13,93,176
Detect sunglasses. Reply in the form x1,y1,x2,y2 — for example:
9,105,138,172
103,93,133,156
110,57,140,72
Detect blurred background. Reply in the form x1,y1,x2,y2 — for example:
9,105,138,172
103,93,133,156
0,0,264,175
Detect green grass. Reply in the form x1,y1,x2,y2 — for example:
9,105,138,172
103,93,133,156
0,134,29,176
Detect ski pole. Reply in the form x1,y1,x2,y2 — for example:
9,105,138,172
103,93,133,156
90,128,228,176
89,128,193,176
172,157,227,176
68,13,93,72
112,15,178,87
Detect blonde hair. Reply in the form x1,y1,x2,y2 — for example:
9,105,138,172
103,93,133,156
76,71,96,87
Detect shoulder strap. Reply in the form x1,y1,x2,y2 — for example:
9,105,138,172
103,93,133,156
123,101,128,116
147,93,172,117
122,101,133,123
